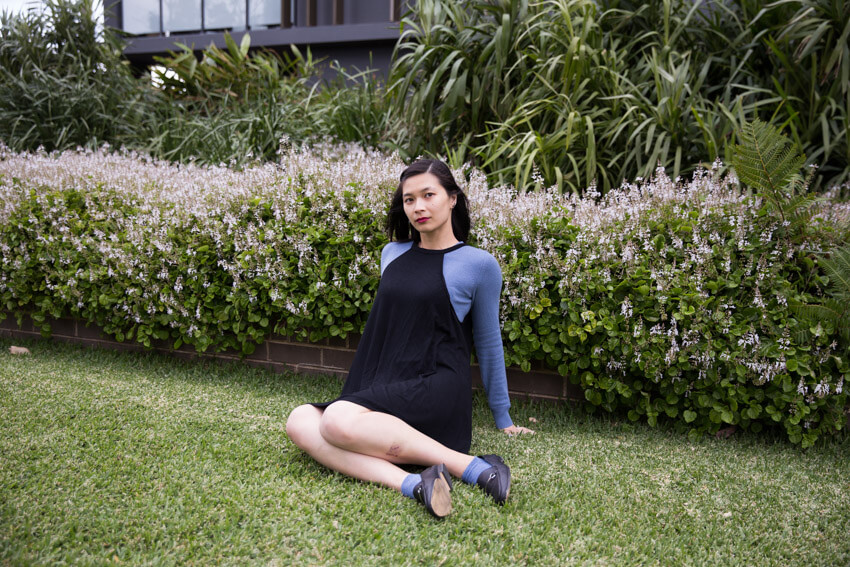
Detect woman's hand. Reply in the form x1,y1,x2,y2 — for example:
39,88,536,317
501,424,535,436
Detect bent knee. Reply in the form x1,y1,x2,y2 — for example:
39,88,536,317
285,404,322,448
318,402,361,445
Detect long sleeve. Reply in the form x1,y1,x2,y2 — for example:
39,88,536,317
468,254,513,429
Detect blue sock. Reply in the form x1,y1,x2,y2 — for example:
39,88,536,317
461,457,491,485
401,473,421,499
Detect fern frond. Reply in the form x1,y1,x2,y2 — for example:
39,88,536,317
781,193,822,231
818,244,850,300
792,329,810,345
732,119,806,200
789,301,845,324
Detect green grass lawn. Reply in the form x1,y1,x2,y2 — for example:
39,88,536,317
1,338,848,566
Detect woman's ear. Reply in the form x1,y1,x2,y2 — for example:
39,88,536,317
450,195,457,209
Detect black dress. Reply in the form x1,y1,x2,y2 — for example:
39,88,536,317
314,242,474,453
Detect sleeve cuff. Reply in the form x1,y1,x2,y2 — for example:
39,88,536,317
493,409,513,430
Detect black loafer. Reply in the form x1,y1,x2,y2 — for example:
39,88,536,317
413,463,453,518
476,454,510,505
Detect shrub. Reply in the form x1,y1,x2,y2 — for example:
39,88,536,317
136,38,391,167
1,144,848,445
0,0,142,152
0,2,391,167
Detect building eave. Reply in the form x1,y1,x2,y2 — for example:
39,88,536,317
122,21,402,56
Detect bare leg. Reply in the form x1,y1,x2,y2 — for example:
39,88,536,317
286,404,409,490
318,401,475,478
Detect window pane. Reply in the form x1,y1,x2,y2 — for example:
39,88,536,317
206,0,246,30
346,2,391,24
249,0,281,28
123,0,160,35
163,0,201,33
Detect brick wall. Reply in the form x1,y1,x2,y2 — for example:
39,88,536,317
0,315,581,403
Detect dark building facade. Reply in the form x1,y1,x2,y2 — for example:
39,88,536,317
105,1,408,75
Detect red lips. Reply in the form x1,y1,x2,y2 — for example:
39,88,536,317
416,217,430,224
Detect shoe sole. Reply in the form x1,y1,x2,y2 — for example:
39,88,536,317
430,476,453,518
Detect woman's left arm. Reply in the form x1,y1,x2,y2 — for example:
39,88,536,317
470,254,535,436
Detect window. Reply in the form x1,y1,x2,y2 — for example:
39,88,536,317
163,0,201,33
205,0,246,30
249,0,281,28
119,0,390,35
122,0,159,35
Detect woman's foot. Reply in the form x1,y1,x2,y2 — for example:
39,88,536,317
474,454,510,505
413,463,453,518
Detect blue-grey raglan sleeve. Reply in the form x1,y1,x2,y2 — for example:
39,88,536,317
380,241,411,275
470,254,513,429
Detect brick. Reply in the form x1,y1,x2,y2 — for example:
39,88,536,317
1,315,34,332
74,337,108,349
19,315,35,332
0,316,19,331
77,337,144,354
54,334,86,345
244,359,271,372
295,364,348,381
322,347,355,369
348,333,361,350
268,341,322,366
151,338,173,351
2,329,40,340
48,318,76,338
471,364,566,400
564,380,582,401
12,331,44,339
4,313,587,406
175,343,198,354
246,342,269,362
506,368,565,399
110,341,145,354
269,361,294,374
211,353,239,365
77,323,106,341
172,350,198,362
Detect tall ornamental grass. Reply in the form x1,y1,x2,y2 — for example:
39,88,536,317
140,36,391,167
388,0,850,192
1,145,848,446
0,1,391,169
3,0,847,193
0,0,142,151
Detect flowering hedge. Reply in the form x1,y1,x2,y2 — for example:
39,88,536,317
1,145,848,445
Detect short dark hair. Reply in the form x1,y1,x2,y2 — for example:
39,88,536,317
385,159,470,243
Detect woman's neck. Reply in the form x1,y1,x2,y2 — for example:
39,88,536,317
418,229,459,250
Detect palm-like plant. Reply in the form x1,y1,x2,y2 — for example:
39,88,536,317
791,245,850,342
152,33,304,106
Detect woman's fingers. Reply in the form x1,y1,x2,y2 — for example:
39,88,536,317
501,425,535,435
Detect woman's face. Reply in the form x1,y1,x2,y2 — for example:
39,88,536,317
402,172,457,238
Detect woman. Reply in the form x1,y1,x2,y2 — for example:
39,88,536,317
285,159,533,518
